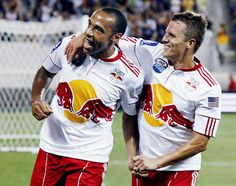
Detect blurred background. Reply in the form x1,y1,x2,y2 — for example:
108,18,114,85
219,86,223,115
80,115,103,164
0,0,236,185
0,0,236,89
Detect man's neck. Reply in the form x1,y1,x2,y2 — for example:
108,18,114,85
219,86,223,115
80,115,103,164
92,45,115,59
171,55,196,69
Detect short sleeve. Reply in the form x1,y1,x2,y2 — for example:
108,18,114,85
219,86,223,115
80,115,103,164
119,37,164,69
135,39,164,63
121,74,144,116
194,85,222,137
119,36,140,66
42,35,73,74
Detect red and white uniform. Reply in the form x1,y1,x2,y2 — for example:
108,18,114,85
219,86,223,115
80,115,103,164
40,35,144,163
119,37,222,171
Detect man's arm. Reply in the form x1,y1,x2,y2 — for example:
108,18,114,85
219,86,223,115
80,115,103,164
64,33,85,62
122,112,139,171
132,131,209,171
31,66,55,120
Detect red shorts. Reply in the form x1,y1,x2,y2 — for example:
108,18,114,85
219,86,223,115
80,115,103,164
132,170,199,186
30,149,108,186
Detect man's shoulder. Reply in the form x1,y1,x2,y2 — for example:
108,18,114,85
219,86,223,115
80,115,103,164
118,50,143,78
192,64,222,96
50,34,76,54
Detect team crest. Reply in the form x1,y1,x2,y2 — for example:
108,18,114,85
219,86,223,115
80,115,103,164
152,58,168,73
110,68,124,82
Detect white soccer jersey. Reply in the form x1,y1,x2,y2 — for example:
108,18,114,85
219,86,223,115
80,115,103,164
119,36,222,171
40,35,144,163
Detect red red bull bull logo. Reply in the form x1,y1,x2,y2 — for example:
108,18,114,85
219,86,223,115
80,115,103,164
140,84,193,128
76,99,113,123
56,80,114,124
57,82,74,112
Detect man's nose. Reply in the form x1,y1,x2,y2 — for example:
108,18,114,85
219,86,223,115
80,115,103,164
85,27,93,37
162,35,168,43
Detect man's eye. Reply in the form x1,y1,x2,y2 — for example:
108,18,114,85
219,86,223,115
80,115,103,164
95,26,104,33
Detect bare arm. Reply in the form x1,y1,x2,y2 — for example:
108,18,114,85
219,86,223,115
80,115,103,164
133,131,209,171
122,112,139,171
31,66,55,120
64,33,86,63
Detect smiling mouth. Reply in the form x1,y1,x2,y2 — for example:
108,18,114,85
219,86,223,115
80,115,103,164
83,38,94,51
164,44,170,49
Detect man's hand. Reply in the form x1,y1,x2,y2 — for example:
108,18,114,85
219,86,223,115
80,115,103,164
31,100,52,120
129,157,148,178
132,155,160,172
128,157,135,172
64,34,85,63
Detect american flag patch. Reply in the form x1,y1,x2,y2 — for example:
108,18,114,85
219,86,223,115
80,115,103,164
208,97,219,107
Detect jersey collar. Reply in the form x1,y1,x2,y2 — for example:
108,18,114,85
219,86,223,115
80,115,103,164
173,57,202,71
100,47,123,62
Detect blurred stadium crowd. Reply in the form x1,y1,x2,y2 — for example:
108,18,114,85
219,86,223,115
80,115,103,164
0,0,236,91
0,0,235,43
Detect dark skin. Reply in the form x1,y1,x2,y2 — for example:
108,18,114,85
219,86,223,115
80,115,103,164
31,67,54,120
32,10,123,121
82,10,122,59
31,11,140,168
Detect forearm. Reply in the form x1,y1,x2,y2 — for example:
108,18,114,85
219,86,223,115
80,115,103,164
156,132,209,169
133,132,210,171
32,66,54,102
122,113,139,160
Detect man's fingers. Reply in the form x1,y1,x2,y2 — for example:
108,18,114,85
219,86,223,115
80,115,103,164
134,162,144,171
65,44,69,55
66,48,73,62
133,155,140,161
132,171,148,178
68,50,78,63
32,101,52,120
32,106,48,120
45,104,53,114
39,103,51,115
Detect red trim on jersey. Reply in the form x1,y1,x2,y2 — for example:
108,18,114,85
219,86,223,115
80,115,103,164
121,54,140,74
200,66,217,85
205,117,216,136
120,55,140,77
101,48,123,62
120,36,138,43
197,66,217,87
174,57,201,71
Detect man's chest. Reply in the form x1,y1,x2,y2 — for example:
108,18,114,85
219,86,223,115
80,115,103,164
58,58,126,103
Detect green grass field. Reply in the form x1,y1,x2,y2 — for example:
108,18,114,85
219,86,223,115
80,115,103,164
0,113,235,186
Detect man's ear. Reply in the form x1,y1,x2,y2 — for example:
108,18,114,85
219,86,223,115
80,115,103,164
187,38,196,50
112,33,123,43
